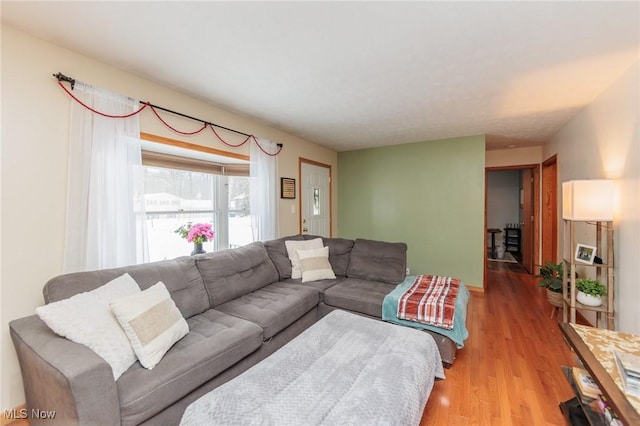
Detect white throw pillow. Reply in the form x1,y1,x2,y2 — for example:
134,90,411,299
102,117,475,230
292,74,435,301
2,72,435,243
297,246,336,283
285,238,323,279
35,273,140,379
110,281,189,369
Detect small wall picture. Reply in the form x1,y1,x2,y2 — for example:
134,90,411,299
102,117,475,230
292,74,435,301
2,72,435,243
280,177,296,199
575,244,597,264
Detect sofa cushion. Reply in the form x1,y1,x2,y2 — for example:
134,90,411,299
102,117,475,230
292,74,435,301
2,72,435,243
43,257,210,320
215,282,320,339
322,237,355,277
110,281,189,370
117,309,263,426
323,278,397,318
264,235,306,280
278,277,346,303
196,242,279,307
346,238,407,284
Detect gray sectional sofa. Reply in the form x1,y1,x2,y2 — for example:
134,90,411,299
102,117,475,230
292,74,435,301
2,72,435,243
10,235,457,426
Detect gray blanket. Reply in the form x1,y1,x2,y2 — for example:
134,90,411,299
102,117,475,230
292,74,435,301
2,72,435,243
180,310,445,426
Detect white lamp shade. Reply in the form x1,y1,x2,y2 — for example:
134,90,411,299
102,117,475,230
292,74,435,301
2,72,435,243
562,180,614,221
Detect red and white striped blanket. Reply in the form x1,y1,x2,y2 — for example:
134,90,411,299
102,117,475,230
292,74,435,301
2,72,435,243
397,275,460,330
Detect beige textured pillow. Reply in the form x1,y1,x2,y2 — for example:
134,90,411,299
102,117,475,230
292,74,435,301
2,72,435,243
285,238,323,279
298,246,336,283
110,281,188,369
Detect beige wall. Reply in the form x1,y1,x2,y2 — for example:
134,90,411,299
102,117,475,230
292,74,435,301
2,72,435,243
485,146,543,168
0,25,337,410
545,61,639,334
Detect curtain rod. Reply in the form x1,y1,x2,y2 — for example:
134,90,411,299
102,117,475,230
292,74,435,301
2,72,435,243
53,72,283,148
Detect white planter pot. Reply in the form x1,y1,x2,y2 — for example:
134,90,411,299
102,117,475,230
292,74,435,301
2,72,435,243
577,291,602,307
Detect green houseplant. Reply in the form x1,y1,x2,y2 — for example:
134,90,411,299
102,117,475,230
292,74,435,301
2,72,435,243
576,278,606,307
537,261,563,293
537,261,565,308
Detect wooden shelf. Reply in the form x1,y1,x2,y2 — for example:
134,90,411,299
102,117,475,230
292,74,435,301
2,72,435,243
561,220,615,330
562,295,610,314
560,365,604,425
562,258,613,269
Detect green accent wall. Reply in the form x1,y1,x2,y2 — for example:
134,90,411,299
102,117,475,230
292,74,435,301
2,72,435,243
338,135,486,287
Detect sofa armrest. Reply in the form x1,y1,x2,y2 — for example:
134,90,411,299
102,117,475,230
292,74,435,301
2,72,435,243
9,315,120,426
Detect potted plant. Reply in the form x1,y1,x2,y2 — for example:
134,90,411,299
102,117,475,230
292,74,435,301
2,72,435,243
576,278,606,307
537,261,564,308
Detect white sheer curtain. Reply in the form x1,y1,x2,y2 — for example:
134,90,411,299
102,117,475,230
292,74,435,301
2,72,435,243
250,138,278,241
63,82,148,273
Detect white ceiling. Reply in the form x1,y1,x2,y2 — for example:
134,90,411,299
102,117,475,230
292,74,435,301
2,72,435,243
2,2,639,151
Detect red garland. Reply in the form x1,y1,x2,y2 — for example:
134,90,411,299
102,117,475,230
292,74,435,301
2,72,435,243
209,124,251,147
58,81,149,118
58,81,283,156
149,105,207,136
251,136,283,157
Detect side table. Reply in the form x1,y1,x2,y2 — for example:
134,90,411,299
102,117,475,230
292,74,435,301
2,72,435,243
559,322,640,425
487,228,501,259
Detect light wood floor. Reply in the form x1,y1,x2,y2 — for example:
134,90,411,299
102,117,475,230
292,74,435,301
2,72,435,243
420,261,577,425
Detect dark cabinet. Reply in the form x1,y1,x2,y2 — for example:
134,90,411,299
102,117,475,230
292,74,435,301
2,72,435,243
504,227,521,255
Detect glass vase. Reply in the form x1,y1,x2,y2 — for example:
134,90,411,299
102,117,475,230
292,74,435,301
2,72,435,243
191,242,206,256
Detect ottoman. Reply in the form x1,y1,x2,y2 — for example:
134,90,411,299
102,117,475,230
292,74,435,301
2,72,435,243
180,310,445,425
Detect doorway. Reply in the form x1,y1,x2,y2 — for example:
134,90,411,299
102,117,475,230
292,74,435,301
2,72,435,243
541,155,558,266
485,165,540,276
299,158,332,237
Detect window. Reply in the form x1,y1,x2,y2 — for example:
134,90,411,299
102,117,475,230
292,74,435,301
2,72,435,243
141,139,251,262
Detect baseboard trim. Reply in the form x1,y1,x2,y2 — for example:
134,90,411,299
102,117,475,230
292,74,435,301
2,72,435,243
467,285,485,294
1,404,27,426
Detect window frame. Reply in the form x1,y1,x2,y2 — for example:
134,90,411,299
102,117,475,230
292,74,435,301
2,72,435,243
140,133,250,259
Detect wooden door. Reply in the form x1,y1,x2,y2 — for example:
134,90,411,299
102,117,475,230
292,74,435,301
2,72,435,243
521,168,534,273
542,156,558,264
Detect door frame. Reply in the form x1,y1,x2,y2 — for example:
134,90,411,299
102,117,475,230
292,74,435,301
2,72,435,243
299,158,332,237
484,164,540,283
541,155,558,267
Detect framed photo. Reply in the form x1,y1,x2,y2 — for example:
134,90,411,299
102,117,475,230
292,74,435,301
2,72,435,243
575,244,597,264
280,177,296,199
